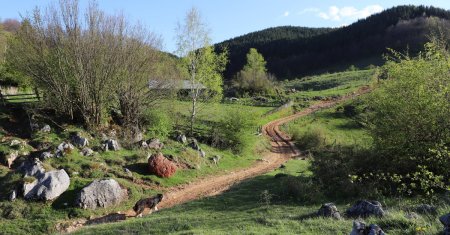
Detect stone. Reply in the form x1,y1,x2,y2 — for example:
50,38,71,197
415,204,437,215
317,203,341,219
18,158,46,177
6,151,19,169
199,149,206,158
103,139,120,151
147,152,177,178
124,168,132,177
405,212,420,220
440,213,450,235
76,179,128,209
71,134,89,148
176,134,187,144
10,139,22,147
81,147,94,157
55,142,75,157
350,221,386,235
23,169,70,201
147,138,164,150
189,139,200,150
40,151,54,159
9,190,16,201
346,200,385,218
40,124,51,133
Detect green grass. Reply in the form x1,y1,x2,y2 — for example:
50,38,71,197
74,159,447,235
284,69,375,100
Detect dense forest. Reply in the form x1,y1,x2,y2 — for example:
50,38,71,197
216,5,450,80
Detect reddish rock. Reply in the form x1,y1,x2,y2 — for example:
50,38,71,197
147,152,177,178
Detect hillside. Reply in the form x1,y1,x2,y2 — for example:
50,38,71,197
216,5,450,80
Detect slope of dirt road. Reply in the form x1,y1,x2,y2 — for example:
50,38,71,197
61,86,370,233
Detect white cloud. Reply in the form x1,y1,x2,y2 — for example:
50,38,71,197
283,11,290,17
298,8,320,15
318,5,383,21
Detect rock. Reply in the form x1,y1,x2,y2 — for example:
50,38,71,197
76,179,128,209
440,213,450,234
6,151,19,168
189,139,200,150
9,190,16,201
18,158,46,177
405,212,420,220
317,203,341,219
124,168,132,177
211,155,221,165
346,200,385,218
147,152,177,178
71,133,89,147
23,169,70,201
199,149,206,158
10,139,22,147
40,151,54,159
103,139,120,151
81,147,94,157
139,140,148,149
350,221,385,235
30,122,39,131
415,204,437,215
176,134,187,144
40,124,51,133
55,142,75,157
147,139,164,150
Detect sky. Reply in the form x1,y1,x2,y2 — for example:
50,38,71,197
1,0,450,53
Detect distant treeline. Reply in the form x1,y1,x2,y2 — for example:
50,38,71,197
216,5,450,80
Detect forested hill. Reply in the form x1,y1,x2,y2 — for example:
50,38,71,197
216,5,450,80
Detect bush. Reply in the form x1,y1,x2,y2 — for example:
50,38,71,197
143,110,173,139
292,126,326,151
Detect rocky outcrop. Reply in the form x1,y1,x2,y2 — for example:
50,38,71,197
147,139,164,150
23,169,70,201
76,179,128,209
81,147,94,157
71,133,89,148
148,152,177,178
102,139,120,151
176,134,187,144
55,142,75,157
189,139,200,150
40,124,51,133
346,200,385,218
317,203,341,219
440,213,450,235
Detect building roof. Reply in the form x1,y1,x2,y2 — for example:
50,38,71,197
148,79,206,90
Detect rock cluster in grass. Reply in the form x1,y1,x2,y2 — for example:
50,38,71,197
317,203,341,219
76,179,128,209
102,139,120,151
350,220,385,235
346,200,385,218
148,152,177,178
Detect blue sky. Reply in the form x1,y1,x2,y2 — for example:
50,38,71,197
1,0,449,52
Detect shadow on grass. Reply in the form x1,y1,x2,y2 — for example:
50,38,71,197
125,163,149,176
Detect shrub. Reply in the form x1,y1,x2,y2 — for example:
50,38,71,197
143,110,173,139
292,126,326,151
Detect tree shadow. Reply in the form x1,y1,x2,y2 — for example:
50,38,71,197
125,163,148,176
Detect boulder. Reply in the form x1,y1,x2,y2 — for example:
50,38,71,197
18,158,46,177
40,151,54,159
415,204,437,215
176,134,187,144
40,124,51,133
148,139,164,150
23,169,70,201
189,139,200,150
71,134,89,148
76,179,128,209
346,200,385,218
350,220,386,235
124,168,132,177
6,151,19,169
103,139,120,151
81,147,94,157
9,190,16,201
55,142,75,157
440,213,450,235
317,203,341,219
147,152,177,178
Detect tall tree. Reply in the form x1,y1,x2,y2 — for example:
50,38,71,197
175,7,227,135
233,48,275,96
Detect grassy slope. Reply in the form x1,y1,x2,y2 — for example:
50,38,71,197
0,101,293,234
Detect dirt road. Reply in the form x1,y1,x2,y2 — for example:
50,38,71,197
62,86,370,233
